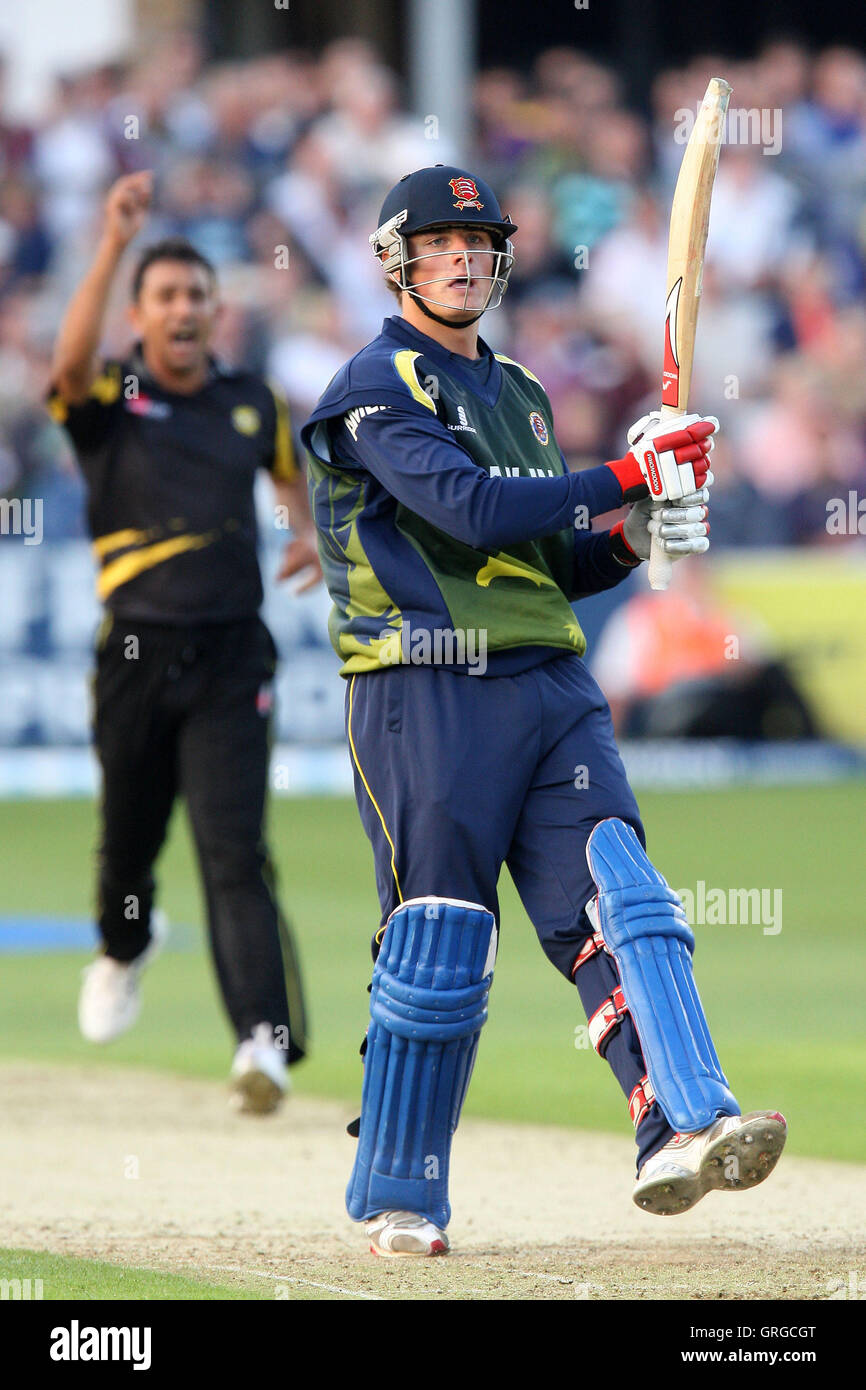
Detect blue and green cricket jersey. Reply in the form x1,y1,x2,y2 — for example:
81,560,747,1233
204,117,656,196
301,315,634,676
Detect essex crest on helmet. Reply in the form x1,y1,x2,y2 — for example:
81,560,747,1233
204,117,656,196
449,176,484,210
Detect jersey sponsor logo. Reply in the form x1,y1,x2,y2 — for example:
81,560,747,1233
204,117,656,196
475,555,556,590
124,394,171,419
449,176,484,211
529,411,549,445
643,449,663,496
232,405,261,436
447,404,477,434
344,404,390,441
489,464,557,478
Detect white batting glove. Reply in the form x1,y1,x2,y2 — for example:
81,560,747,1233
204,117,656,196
621,485,712,562
606,411,718,503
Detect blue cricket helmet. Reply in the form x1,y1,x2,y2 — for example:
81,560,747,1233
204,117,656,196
370,164,517,319
374,165,517,243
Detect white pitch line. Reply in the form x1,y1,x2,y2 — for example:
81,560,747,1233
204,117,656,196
207,1263,383,1301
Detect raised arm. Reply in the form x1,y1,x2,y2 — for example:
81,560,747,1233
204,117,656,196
51,172,153,405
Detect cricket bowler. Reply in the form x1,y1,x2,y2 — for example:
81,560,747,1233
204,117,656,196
49,172,316,1113
301,165,786,1255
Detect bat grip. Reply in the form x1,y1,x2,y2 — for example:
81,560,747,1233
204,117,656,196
649,402,679,590
648,526,673,591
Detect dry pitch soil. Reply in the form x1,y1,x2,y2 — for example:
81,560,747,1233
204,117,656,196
0,1062,862,1301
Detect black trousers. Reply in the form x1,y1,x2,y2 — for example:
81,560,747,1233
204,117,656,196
92,613,307,1062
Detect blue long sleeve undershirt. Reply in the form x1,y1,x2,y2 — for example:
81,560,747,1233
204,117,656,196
332,405,625,553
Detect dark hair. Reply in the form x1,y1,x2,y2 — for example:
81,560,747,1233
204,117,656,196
131,238,217,300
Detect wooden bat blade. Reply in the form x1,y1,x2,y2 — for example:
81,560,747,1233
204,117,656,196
661,76,732,416
650,76,731,592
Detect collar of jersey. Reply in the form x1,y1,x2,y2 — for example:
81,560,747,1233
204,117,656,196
382,316,503,409
130,342,222,395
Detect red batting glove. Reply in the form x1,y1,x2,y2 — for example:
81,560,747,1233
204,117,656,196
606,412,718,503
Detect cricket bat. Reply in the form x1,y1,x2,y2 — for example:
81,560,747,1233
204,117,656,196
649,75,732,592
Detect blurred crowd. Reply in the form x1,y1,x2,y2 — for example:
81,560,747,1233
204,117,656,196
2,32,866,547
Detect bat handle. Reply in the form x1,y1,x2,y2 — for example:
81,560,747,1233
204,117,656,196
649,401,678,590
648,527,672,591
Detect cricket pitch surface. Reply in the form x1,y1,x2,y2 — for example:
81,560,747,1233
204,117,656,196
1,1063,862,1301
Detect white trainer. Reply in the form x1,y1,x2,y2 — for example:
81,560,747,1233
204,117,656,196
633,1109,787,1216
78,910,169,1043
365,1210,450,1258
229,1023,289,1115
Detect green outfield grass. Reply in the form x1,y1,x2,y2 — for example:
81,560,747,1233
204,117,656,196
0,786,864,1162
0,1247,297,1300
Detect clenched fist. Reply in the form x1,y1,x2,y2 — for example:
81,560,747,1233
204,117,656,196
607,411,718,504
102,171,153,251
621,486,712,562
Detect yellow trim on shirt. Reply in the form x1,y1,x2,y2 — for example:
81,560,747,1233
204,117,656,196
92,528,151,559
89,367,123,405
47,364,123,424
97,533,214,601
392,350,436,412
475,554,557,589
494,352,543,386
267,382,299,482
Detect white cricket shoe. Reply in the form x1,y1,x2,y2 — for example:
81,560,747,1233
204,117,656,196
365,1210,450,1258
78,911,169,1043
633,1109,787,1216
229,1023,289,1115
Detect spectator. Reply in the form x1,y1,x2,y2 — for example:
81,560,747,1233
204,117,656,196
0,35,857,558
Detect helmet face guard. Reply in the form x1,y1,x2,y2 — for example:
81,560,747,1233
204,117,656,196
371,213,515,314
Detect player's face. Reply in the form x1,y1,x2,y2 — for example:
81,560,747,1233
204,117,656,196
130,261,219,376
405,227,497,318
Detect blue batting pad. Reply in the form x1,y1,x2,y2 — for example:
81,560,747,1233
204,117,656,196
346,897,496,1228
586,819,738,1133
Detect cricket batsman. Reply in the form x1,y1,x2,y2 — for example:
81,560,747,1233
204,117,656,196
301,165,786,1256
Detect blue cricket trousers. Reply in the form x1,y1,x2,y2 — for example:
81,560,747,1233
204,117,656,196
346,652,674,1165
